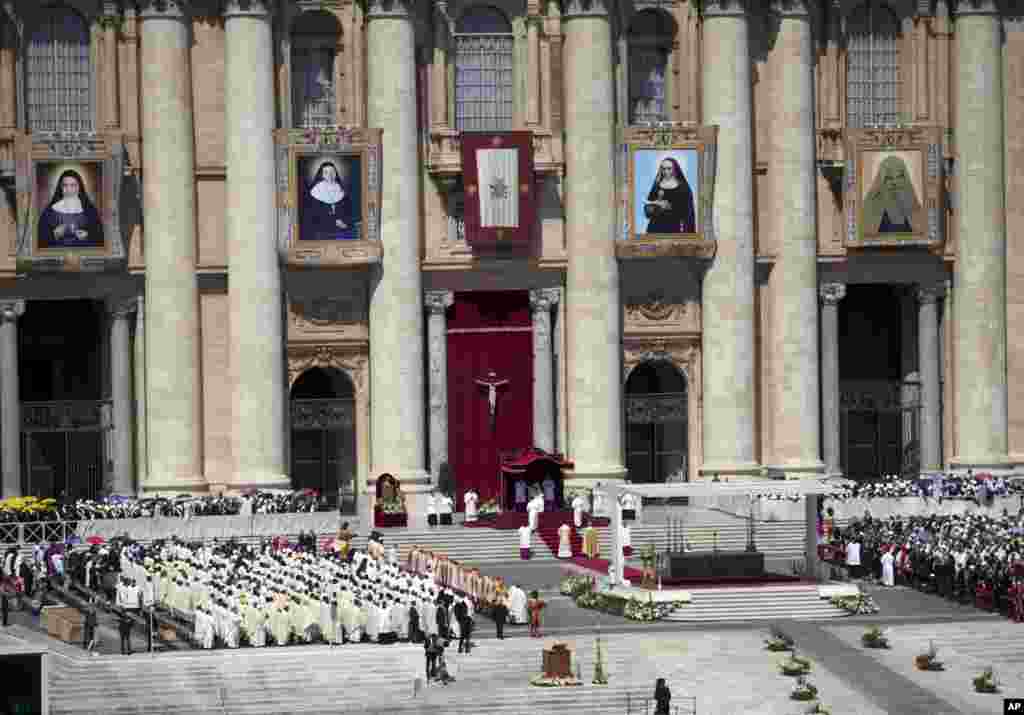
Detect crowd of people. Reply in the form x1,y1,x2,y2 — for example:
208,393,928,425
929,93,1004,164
820,510,1024,620
753,472,1024,502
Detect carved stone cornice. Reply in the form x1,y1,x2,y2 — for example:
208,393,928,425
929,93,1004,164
624,291,687,324
137,0,191,18
364,0,416,19
952,0,999,15
0,300,25,323
223,0,275,17
561,0,612,19
622,336,699,382
287,344,369,394
916,284,947,305
424,290,454,315
529,287,561,313
819,282,846,306
701,0,748,17
770,0,812,16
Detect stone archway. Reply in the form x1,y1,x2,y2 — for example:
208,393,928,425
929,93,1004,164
624,359,689,483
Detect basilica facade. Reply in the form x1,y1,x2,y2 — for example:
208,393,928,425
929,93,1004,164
0,0,1019,521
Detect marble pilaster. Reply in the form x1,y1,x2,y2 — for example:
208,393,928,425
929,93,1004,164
367,0,429,488
0,300,24,498
819,283,845,476
425,290,454,483
951,0,1010,470
917,284,945,472
766,0,823,475
133,296,147,493
107,299,135,496
139,0,203,490
530,288,560,454
700,0,759,477
224,0,287,488
563,0,625,484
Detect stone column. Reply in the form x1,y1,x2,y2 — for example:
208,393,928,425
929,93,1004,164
526,11,541,127
108,299,135,496
766,0,823,476
102,12,120,129
563,0,624,483
224,0,287,488
139,0,202,491
900,288,919,462
0,300,24,498
917,284,945,472
819,283,845,476
133,296,147,493
530,288,559,453
425,290,453,483
805,493,821,581
700,0,759,477
952,0,1010,471
367,0,428,488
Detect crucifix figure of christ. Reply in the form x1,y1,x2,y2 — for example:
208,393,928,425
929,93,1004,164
475,370,510,431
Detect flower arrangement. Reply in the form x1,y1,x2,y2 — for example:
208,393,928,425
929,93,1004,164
830,593,880,615
765,625,794,652
914,640,944,671
560,574,593,598
804,703,831,715
779,653,813,676
377,496,406,514
861,626,890,649
560,575,685,621
639,544,658,569
477,499,499,518
529,674,582,687
972,667,999,693
790,676,818,701
622,596,685,622
0,496,58,519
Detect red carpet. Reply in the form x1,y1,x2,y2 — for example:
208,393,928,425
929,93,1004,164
569,556,806,589
464,509,608,532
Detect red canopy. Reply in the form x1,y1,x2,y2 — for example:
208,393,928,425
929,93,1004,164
500,447,573,474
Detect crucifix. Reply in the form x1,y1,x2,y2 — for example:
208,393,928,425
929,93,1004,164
475,370,509,431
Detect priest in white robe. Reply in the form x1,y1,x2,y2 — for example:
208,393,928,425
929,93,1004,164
527,494,543,531
572,493,587,529
519,525,532,560
558,523,573,559
464,489,479,523
507,585,528,625
880,548,895,587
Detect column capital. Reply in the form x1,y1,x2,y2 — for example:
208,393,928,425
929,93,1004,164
106,297,139,320
561,0,612,19
137,0,191,19
424,289,454,315
819,282,846,305
529,287,561,312
952,0,1000,15
365,0,417,19
0,300,25,322
769,0,813,17
222,0,275,18
701,0,748,18
916,283,947,305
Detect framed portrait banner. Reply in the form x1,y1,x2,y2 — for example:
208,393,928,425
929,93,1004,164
274,127,383,269
14,132,127,273
618,125,718,260
845,126,944,248
460,132,535,247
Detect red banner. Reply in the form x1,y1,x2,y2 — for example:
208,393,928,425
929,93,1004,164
461,132,535,246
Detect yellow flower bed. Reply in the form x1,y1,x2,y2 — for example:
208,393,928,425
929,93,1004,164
0,496,58,516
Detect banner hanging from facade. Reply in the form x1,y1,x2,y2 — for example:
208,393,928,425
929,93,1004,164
461,132,535,246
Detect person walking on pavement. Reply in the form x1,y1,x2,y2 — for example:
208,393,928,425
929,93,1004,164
493,596,508,640
118,612,133,655
83,601,98,651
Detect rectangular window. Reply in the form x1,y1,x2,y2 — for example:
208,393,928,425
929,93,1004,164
292,47,336,128
455,34,514,131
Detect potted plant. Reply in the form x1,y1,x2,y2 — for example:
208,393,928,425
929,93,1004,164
861,625,890,649
780,653,813,676
805,702,831,714
790,676,818,701
972,667,999,694
765,625,794,652
639,545,658,589
914,640,944,671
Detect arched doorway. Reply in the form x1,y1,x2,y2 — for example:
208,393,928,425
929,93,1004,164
625,360,688,483
290,367,357,513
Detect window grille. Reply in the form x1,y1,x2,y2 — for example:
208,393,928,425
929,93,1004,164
846,2,900,128
26,7,92,133
291,11,339,128
628,11,673,124
455,7,514,132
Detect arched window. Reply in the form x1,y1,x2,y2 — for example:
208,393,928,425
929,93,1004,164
628,10,674,124
26,6,91,132
291,10,341,128
454,6,514,131
846,2,901,128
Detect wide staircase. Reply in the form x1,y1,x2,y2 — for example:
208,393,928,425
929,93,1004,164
664,583,849,622
5,626,697,715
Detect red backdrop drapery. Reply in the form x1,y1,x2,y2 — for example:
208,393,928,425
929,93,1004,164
447,291,533,509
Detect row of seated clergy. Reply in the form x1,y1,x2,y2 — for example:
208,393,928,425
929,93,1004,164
117,539,487,649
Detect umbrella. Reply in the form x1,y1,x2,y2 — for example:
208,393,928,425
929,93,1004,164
86,536,105,545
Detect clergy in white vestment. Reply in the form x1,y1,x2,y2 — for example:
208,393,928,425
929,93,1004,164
365,601,381,642
439,494,454,526
427,492,438,527
464,489,479,523
507,585,528,625
518,525,532,560
527,494,543,531
557,523,572,559
392,599,409,640
880,548,895,587
572,494,586,529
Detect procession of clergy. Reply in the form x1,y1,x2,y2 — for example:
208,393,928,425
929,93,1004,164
111,536,530,650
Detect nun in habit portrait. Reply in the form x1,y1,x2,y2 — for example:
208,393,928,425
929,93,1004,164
643,156,696,234
863,154,926,235
300,160,358,241
37,169,104,248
